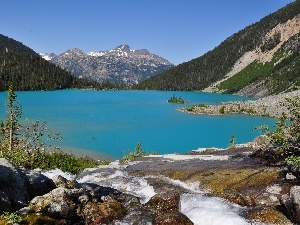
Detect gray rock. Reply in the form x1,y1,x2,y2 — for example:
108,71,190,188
29,187,79,218
286,172,297,181
0,191,11,211
290,186,300,221
0,158,29,209
25,170,56,198
282,186,300,224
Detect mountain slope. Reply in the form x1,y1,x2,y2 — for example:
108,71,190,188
43,45,174,86
136,0,300,97
0,34,111,91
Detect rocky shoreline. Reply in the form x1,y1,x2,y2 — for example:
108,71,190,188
179,90,300,118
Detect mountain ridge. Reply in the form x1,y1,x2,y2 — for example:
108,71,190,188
41,45,174,86
202,14,300,97
136,0,300,97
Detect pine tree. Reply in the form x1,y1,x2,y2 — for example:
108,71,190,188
5,84,22,150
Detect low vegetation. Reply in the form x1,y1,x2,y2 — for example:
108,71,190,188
0,85,107,174
254,96,300,167
0,211,22,224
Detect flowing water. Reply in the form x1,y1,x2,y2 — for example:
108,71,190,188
43,165,254,225
0,90,276,160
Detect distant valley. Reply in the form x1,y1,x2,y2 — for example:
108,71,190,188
40,45,174,86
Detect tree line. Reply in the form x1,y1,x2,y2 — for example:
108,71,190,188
0,34,120,91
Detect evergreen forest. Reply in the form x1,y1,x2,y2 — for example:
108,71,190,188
0,34,118,91
135,0,300,94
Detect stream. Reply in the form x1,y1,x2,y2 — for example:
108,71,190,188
43,161,254,225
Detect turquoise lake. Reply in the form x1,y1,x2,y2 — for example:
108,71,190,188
0,90,277,160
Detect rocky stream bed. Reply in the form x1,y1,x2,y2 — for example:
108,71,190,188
1,142,300,225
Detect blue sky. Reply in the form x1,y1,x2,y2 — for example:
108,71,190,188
0,0,295,65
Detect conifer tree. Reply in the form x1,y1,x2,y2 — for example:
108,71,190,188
5,84,22,150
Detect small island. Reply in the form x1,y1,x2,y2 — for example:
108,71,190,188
167,94,187,104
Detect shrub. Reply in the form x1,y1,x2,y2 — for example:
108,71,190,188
198,103,207,108
255,96,300,165
0,212,22,223
219,106,226,114
120,143,155,163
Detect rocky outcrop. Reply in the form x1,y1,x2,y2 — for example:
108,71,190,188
23,182,194,224
27,184,126,224
0,158,56,212
25,170,56,199
282,186,300,224
0,158,30,211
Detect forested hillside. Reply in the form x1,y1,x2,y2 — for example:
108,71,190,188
0,34,115,91
136,0,300,96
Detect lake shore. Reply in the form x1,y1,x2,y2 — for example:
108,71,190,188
179,89,300,118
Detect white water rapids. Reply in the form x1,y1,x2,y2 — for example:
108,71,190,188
42,165,262,225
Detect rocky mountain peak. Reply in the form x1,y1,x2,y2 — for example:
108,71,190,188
63,48,85,56
42,45,173,86
115,44,132,52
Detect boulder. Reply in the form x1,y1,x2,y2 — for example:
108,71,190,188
0,158,29,210
29,187,79,219
246,206,293,225
146,192,180,213
222,189,255,207
282,185,300,224
25,170,56,198
0,191,11,211
82,201,126,224
28,183,128,224
51,174,77,188
153,212,194,225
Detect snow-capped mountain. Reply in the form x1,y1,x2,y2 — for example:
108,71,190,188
40,45,174,86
